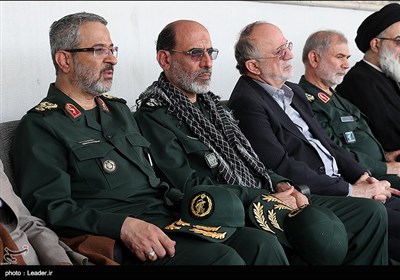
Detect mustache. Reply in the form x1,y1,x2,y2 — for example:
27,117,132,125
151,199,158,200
195,69,212,77
101,64,114,73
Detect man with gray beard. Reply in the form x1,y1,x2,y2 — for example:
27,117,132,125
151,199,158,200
336,3,400,152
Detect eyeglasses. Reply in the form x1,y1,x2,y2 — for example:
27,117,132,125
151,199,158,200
169,47,219,61
64,46,118,58
377,37,400,46
255,41,293,60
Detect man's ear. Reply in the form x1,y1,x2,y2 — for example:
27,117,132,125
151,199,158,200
157,50,171,70
245,60,261,75
370,38,381,53
308,50,319,68
55,51,72,73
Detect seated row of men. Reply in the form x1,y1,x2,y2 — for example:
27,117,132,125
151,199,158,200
2,3,400,265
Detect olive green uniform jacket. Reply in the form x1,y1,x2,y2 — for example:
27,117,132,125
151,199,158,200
134,98,292,207
299,76,400,188
11,84,175,239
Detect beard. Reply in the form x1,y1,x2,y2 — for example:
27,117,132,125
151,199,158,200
316,61,345,87
72,58,113,96
379,45,400,83
170,61,211,95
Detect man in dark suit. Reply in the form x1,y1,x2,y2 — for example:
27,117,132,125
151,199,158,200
228,21,400,262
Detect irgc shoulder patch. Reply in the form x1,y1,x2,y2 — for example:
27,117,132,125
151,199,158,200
205,152,218,168
305,93,315,103
34,101,58,111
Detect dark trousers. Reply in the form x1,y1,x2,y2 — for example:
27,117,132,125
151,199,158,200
114,227,289,265
310,195,388,265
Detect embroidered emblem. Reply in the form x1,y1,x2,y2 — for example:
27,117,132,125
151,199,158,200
317,92,330,103
305,93,315,102
34,101,58,111
267,209,283,232
102,159,117,173
101,93,119,100
65,103,82,119
145,98,163,107
189,227,227,239
343,131,356,144
252,202,274,233
190,192,213,219
205,152,218,168
97,97,109,113
3,245,28,265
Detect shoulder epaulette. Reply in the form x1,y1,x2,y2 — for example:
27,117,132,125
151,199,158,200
143,97,164,108
305,93,315,103
28,101,59,115
100,93,127,104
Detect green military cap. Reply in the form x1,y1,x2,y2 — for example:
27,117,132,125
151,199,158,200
249,194,348,265
164,185,245,242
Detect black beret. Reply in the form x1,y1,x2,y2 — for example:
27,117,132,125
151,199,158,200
355,3,400,53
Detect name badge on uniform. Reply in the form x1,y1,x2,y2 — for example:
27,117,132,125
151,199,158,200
340,116,354,123
343,131,356,144
205,152,218,169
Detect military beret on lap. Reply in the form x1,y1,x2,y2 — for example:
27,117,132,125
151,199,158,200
164,185,245,242
249,194,348,265
356,3,400,53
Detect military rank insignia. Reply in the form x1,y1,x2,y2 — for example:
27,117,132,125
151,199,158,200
318,92,330,103
145,98,163,107
34,101,58,111
305,93,315,102
65,103,82,119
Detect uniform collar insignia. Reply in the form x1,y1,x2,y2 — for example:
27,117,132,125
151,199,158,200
65,103,82,119
317,92,330,103
96,97,110,113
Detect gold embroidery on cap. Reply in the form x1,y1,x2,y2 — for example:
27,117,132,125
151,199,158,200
175,219,190,227
252,202,274,233
189,228,227,239
191,193,213,218
164,223,181,230
288,204,308,218
35,102,58,111
193,225,221,232
262,195,293,210
268,209,283,232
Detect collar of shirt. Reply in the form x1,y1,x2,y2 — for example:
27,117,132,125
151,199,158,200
362,58,383,73
253,79,294,110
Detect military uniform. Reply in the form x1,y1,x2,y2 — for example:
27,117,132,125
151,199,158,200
299,76,400,189
10,83,289,265
135,94,389,265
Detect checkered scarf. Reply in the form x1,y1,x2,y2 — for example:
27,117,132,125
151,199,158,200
136,73,273,192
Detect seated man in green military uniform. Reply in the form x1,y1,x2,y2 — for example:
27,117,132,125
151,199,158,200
299,29,400,190
299,29,400,262
134,19,388,265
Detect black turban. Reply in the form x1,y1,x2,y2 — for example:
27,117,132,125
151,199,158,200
355,3,400,53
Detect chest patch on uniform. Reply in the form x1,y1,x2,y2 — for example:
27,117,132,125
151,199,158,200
343,131,356,144
317,92,330,103
65,103,82,119
205,152,218,168
102,159,117,173
340,116,354,122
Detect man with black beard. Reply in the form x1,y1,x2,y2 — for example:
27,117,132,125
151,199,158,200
336,3,400,152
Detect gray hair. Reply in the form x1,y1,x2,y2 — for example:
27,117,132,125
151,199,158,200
49,12,107,75
234,21,267,75
302,30,347,64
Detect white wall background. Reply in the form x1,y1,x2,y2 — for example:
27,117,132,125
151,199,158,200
0,1,385,122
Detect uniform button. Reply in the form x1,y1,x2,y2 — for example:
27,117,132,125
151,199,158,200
107,135,112,139
318,166,325,174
